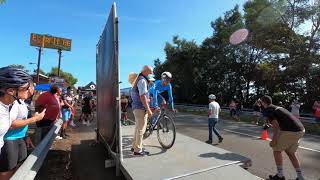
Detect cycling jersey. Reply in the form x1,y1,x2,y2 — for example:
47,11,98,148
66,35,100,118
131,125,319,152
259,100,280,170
4,100,28,140
149,80,174,109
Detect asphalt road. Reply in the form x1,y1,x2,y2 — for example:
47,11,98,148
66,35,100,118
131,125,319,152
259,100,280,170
174,112,320,180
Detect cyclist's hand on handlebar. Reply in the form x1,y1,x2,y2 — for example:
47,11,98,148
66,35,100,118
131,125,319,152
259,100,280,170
155,108,161,113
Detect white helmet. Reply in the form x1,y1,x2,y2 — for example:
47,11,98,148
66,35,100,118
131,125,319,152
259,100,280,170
208,94,216,100
161,72,172,80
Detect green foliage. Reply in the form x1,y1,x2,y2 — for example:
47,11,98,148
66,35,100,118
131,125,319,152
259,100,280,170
9,64,26,70
154,0,320,112
38,68,46,75
47,67,78,87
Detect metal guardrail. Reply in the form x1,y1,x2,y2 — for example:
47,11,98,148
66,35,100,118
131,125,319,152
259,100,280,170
11,119,63,180
175,103,316,124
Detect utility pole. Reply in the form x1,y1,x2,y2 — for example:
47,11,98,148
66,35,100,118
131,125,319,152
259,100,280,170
36,47,42,83
58,49,62,77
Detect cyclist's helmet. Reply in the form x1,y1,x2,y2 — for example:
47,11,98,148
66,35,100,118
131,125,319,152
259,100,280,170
208,94,216,100
0,66,32,90
161,72,172,82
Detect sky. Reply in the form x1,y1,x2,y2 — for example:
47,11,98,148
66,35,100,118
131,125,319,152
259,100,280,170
0,0,247,88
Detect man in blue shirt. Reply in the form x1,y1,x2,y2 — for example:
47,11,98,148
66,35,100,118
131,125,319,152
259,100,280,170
149,72,175,111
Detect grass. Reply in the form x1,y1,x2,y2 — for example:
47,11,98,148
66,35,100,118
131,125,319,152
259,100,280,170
176,107,320,136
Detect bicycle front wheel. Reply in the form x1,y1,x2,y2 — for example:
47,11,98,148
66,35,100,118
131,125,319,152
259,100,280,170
143,122,152,139
157,115,176,149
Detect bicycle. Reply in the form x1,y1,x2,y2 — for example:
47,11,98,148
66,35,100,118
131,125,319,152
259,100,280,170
143,107,176,149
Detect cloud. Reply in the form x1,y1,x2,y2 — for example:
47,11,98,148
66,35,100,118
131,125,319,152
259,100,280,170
121,16,165,24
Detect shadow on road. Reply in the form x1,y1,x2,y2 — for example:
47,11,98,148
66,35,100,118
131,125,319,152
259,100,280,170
122,135,167,158
199,152,246,162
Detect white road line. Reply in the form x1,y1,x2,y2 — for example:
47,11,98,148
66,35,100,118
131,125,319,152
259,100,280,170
223,129,320,153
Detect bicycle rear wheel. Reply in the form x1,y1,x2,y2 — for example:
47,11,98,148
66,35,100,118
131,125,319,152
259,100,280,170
157,115,176,149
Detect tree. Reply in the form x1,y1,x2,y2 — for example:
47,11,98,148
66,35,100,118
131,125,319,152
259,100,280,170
47,67,78,87
9,64,26,70
153,0,320,111
33,68,46,75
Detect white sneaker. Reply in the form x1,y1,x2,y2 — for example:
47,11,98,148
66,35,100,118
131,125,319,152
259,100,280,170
70,121,76,127
86,121,91,126
56,136,63,140
82,120,86,125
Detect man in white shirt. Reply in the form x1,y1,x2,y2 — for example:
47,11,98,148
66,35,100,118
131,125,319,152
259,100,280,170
206,94,223,144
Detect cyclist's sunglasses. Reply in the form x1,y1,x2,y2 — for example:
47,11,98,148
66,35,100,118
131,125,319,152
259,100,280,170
18,81,34,91
161,77,171,83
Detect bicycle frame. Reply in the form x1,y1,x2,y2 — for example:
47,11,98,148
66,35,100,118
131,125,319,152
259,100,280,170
151,107,166,130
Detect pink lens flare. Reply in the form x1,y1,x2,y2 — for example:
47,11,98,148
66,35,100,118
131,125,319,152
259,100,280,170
229,28,249,45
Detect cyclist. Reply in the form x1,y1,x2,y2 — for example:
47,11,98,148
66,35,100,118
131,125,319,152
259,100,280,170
149,72,175,125
149,72,175,110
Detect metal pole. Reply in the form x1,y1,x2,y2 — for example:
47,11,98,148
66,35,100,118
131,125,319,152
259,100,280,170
36,47,42,83
57,49,62,77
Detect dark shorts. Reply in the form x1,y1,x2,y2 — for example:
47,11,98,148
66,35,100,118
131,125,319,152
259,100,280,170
0,138,27,172
230,109,236,116
236,109,241,116
315,117,320,124
82,107,92,114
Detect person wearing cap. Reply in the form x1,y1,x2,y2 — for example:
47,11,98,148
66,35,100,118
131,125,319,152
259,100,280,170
130,65,153,156
149,72,175,112
261,95,305,180
0,66,45,179
205,94,223,144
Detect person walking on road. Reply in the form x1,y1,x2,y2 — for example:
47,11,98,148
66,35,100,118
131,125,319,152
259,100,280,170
130,65,153,156
229,100,236,118
205,94,223,144
261,95,305,180
290,100,301,119
252,99,262,125
312,97,320,128
235,99,242,121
